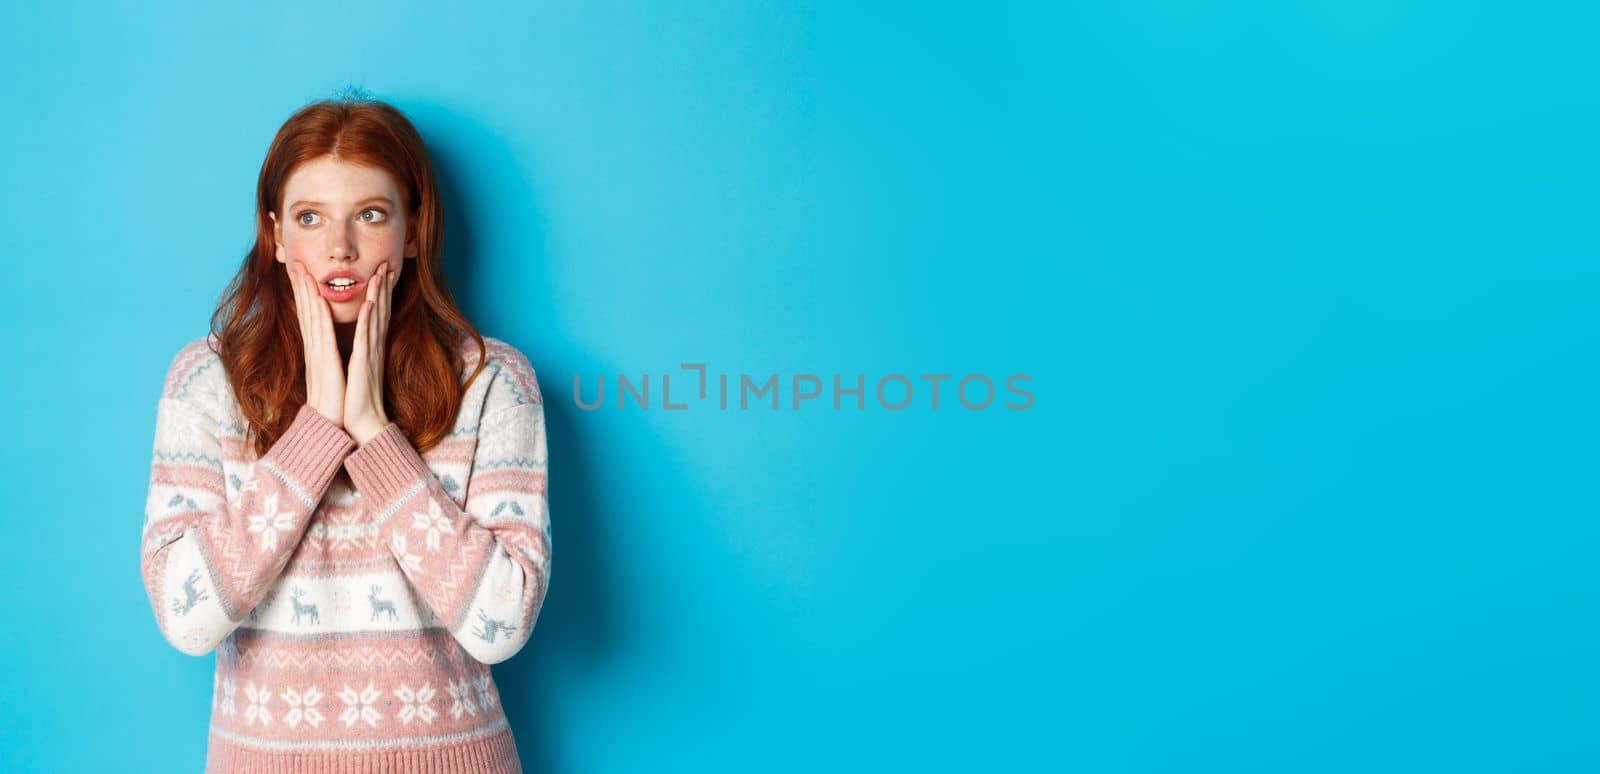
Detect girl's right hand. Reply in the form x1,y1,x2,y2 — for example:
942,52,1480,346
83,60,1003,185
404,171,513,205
288,260,347,427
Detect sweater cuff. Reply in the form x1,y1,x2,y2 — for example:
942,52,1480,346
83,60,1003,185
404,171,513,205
265,404,356,494
343,421,431,505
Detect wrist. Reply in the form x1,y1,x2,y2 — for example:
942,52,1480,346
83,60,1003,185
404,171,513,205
348,416,389,446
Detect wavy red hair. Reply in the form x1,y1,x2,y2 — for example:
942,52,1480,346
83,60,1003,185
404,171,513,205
208,92,489,460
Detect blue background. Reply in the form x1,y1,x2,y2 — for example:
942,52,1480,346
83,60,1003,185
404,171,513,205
1,2,1594,771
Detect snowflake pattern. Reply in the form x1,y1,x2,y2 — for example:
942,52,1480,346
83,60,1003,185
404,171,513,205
391,532,423,573
244,681,273,726
472,674,498,711
246,492,296,552
224,675,505,728
324,508,367,554
394,681,438,725
281,685,325,729
411,498,454,552
446,677,478,720
214,675,237,718
339,681,383,728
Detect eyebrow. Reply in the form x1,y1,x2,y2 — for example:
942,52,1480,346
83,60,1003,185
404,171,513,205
287,196,395,211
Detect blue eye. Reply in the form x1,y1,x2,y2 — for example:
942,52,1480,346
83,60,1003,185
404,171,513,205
294,209,385,225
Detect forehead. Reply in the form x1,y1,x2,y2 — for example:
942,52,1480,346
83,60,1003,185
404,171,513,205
281,156,401,206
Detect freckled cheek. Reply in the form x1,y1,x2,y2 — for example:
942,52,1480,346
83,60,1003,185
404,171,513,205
282,234,316,260
362,234,406,257
284,233,402,260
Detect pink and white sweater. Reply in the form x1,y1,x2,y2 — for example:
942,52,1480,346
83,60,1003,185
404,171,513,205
139,333,552,773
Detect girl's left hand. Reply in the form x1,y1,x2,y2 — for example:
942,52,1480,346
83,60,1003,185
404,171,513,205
345,262,398,445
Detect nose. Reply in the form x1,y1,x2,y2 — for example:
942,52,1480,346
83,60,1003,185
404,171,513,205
325,220,358,262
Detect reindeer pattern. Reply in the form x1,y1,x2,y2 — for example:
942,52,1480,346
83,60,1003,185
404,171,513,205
289,587,320,626
213,458,465,633
243,578,432,629
472,608,517,644
369,585,399,622
169,569,209,616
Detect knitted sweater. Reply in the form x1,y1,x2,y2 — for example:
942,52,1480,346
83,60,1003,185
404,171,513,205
139,332,551,773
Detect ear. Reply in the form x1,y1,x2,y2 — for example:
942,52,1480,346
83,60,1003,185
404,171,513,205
268,211,285,264
404,224,419,260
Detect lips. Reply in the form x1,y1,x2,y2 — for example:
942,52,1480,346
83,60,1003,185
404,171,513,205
317,269,368,302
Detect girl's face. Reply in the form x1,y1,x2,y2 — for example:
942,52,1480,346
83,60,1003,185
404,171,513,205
269,156,418,324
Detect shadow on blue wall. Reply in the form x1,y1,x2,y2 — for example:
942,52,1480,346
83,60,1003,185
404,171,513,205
429,109,625,772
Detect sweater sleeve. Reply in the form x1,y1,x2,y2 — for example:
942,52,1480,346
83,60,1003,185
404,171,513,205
342,392,552,665
140,386,355,656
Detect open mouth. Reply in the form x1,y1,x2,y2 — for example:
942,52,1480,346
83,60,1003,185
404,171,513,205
319,274,366,300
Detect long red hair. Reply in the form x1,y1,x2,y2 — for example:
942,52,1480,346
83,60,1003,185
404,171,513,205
209,93,489,460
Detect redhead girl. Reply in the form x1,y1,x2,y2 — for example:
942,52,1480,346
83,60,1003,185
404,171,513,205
139,92,550,773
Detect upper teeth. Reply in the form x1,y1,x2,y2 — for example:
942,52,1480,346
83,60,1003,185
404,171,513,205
329,278,356,288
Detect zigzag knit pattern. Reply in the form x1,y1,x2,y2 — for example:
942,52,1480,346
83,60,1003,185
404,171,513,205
140,332,551,773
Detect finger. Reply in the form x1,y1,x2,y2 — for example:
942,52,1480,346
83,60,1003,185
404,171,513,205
377,263,391,365
288,261,303,328
363,265,382,368
296,261,320,359
315,275,339,359
301,262,333,362
351,294,371,375
289,262,312,368
374,263,387,364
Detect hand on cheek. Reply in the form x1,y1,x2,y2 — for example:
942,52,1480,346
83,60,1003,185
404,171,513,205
344,263,399,445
